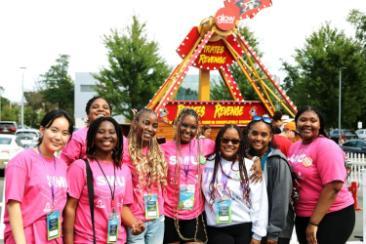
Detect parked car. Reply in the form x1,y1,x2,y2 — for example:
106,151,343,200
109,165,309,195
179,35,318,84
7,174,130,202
0,121,17,134
355,129,366,140
341,139,366,154
329,129,357,142
0,134,22,169
15,128,40,148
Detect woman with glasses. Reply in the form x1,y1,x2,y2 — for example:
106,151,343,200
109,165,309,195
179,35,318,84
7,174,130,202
161,108,215,243
202,125,268,244
245,116,294,244
288,106,354,244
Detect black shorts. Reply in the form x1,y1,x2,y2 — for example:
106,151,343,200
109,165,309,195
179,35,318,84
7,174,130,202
164,214,207,243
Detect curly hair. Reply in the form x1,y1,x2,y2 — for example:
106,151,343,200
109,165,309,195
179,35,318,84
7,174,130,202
128,108,167,187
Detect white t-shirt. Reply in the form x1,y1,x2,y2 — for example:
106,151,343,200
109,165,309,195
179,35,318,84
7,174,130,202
202,156,268,240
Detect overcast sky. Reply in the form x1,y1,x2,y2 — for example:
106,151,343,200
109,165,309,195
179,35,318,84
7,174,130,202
0,0,365,102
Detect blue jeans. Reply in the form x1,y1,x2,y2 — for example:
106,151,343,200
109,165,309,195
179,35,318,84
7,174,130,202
127,215,165,244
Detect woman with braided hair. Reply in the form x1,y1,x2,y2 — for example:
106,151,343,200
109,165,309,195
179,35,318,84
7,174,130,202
161,108,215,244
124,108,167,244
202,125,268,244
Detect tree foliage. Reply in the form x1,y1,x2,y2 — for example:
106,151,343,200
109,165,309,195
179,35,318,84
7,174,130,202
282,24,366,128
348,10,366,51
39,54,74,116
211,26,262,100
94,16,170,120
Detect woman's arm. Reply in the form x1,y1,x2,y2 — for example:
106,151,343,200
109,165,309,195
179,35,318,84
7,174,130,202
7,200,26,244
121,205,145,235
63,196,79,244
306,181,343,244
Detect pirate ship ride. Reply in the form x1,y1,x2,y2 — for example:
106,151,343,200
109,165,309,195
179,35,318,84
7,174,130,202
146,0,297,140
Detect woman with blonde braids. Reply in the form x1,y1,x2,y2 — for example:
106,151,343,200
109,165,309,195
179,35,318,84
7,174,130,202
161,108,215,244
124,108,167,244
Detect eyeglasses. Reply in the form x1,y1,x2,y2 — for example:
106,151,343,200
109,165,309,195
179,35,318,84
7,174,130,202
221,138,240,145
252,115,273,124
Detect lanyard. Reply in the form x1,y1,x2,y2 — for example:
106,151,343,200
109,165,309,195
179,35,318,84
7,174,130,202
95,159,116,211
38,147,57,209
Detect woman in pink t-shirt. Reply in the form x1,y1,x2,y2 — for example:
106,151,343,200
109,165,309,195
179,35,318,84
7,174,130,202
161,108,215,243
64,116,144,244
5,109,73,243
288,106,355,244
61,96,112,165
125,108,167,243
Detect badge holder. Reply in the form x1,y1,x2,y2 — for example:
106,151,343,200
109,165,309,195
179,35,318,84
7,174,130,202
178,184,195,210
47,210,61,240
215,199,232,224
107,212,119,243
144,193,159,220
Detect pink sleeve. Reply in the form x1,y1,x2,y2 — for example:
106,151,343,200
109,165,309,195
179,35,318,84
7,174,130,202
202,138,215,155
123,167,134,205
316,139,346,184
61,135,83,165
5,156,28,203
67,160,86,199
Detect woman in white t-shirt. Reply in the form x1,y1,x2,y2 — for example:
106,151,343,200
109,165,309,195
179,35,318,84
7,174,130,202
202,124,268,244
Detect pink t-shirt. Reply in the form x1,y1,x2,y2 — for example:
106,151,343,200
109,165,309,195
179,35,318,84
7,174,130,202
124,146,165,221
161,138,215,220
61,127,88,165
61,127,127,165
288,136,354,217
67,159,133,244
4,149,68,244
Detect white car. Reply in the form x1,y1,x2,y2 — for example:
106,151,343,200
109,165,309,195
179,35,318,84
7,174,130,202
15,128,40,148
0,134,23,168
355,129,366,140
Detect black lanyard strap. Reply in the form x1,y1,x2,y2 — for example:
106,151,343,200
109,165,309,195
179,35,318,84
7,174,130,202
95,159,116,208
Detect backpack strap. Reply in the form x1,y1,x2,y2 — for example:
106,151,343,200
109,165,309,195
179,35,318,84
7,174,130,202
84,159,96,244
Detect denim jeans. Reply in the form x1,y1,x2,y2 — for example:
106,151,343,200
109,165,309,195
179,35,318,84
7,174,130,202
127,215,165,244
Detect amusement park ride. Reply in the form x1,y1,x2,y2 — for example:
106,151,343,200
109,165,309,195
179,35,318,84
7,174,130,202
146,0,297,139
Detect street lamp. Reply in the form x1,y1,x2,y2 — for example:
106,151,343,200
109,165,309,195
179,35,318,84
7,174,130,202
20,67,26,128
338,68,344,143
0,86,4,121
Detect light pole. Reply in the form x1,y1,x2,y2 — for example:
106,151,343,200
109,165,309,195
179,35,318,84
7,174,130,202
20,67,26,128
0,86,4,121
338,68,343,142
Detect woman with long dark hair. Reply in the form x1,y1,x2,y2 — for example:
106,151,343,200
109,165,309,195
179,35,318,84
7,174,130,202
202,124,268,244
64,116,143,243
288,106,354,244
5,110,73,243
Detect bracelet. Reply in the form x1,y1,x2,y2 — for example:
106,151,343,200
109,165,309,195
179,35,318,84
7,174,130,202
308,221,319,227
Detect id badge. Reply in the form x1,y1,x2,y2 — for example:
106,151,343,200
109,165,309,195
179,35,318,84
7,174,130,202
107,213,119,243
178,184,195,210
215,199,232,224
199,155,206,165
46,210,61,240
144,193,159,220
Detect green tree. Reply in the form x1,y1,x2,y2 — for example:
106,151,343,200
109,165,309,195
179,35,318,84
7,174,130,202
94,16,170,120
24,91,46,127
282,24,366,128
39,54,74,116
211,26,262,100
348,10,366,51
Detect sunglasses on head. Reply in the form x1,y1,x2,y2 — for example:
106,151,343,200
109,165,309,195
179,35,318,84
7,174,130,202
252,115,273,124
221,138,241,145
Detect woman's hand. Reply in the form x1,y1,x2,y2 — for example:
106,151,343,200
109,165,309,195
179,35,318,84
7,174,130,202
250,238,261,244
306,224,318,244
131,219,145,235
250,157,262,183
267,239,278,244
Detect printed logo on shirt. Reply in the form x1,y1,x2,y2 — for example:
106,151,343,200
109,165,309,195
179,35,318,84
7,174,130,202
288,154,313,167
168,155,198,166
46,176,67,188
96,176,126,187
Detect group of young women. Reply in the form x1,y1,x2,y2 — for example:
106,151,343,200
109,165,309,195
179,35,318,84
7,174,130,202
3,95,355,244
